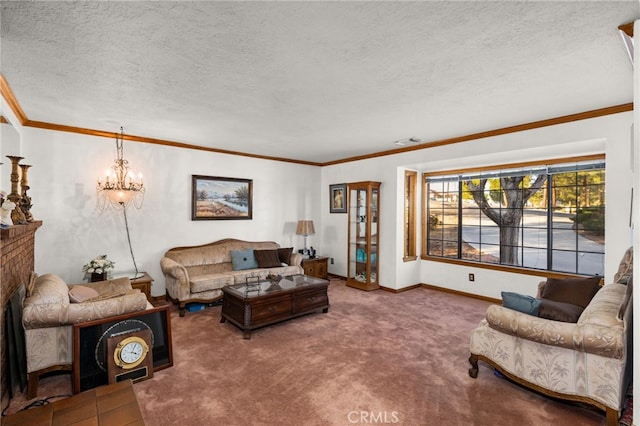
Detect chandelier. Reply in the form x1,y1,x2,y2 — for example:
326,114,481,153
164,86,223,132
96,127,144,210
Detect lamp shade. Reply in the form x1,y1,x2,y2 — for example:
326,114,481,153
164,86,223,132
296,220,315,236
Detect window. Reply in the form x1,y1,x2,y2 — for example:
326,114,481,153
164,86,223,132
424,157,605,275
403,170,417,261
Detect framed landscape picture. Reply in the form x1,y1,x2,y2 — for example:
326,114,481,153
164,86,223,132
330,183,347,213
192,175,253,220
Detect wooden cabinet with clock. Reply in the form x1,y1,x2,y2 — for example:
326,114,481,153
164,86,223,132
347,181,380,291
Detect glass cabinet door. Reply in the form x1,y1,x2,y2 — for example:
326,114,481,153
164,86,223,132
347,182,380,291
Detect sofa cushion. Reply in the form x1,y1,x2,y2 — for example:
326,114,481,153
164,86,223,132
278,247,293,265
539,276,601,309
537,298,584,323
618,275,632,321
231,249,259,271
613,246,633,284
68,285,100,303
254,249,282,268
501,292,541,316
29,274,70,305
190,274,234,293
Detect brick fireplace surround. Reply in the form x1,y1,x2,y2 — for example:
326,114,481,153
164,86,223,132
0,221,42,409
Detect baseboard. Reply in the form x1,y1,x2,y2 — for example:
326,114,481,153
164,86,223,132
421,283,501,304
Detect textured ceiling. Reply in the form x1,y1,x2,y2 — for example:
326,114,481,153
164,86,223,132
0,1,638,163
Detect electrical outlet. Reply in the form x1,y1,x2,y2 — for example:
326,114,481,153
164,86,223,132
468,273,475,282
330,257,334,264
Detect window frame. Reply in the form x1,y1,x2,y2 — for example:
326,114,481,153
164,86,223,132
421,154,605,278
403,170,418,261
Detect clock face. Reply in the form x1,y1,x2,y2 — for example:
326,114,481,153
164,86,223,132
120,341,144,364
114,336,149,369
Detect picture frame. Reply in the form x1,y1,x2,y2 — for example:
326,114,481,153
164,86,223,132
330,183,347,213
192,175,253,220
73,305,173,393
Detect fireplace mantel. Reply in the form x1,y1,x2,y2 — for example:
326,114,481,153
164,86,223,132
1,220,42,405
1,221,42,240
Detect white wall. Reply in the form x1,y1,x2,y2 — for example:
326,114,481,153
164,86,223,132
0,123,20,191
321,111,633,298
17,127,321,296
6,110,634,301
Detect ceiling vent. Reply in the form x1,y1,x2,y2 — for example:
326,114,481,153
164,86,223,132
393,137,422,146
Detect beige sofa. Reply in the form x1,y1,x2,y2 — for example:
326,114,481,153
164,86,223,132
468,247,633,426
22,273,149,398
160,238,304,316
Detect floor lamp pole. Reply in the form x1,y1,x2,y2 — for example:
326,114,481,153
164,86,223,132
120,202,142,280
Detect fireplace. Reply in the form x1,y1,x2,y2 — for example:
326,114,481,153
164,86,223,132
1,221,42,406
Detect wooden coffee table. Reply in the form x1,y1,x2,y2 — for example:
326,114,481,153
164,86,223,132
4,380,143,426
221,274,329,339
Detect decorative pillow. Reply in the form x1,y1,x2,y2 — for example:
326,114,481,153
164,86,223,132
501,292,541,316
618,275,633,321
68,285,100,303
230,249,259,271
537,298,584,323
277,247,293,265
540,276,601,309
254,249,282,268
25,271,38,298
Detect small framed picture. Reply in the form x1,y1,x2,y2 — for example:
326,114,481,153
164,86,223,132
192,175,253,220
330,183,347,213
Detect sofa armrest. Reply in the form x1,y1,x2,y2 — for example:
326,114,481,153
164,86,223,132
161,256,191,300
161,257,189,283
290,252,303,267
486,304,577,351
486,304,625,358
23,291,148,329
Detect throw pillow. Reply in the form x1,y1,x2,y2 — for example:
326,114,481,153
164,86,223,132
25,271,38,298
539,276,601,309
618,275,633,321
68,285,100,303
501,292,542,316
254,249,282,268
277,247,293,265
230,249,259,271
537,298,584,323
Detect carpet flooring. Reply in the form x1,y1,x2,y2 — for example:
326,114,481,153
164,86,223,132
5,278,607,425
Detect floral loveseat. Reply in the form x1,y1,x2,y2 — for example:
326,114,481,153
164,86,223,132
468,247,633,426
22,273,150,398
160,238,303,316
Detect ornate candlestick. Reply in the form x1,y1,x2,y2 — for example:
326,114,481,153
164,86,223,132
6,156,22,202
19,164,34,222
6,156,27,224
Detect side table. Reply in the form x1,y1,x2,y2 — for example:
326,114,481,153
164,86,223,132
131,272,153,302
301,256,329,280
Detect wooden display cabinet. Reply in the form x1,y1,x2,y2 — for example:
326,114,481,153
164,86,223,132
347,181,380,291
302,256,329,279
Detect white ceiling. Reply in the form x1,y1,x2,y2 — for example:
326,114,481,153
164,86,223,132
1,1,638,164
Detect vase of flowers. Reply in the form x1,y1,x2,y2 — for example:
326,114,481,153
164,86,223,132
83,254,115,282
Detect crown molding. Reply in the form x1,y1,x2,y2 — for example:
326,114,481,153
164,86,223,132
322,103,633,166
0,73,633,167
618,21,634,37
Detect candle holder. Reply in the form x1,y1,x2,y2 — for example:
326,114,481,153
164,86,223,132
19,164,34,222
6,156,27,224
